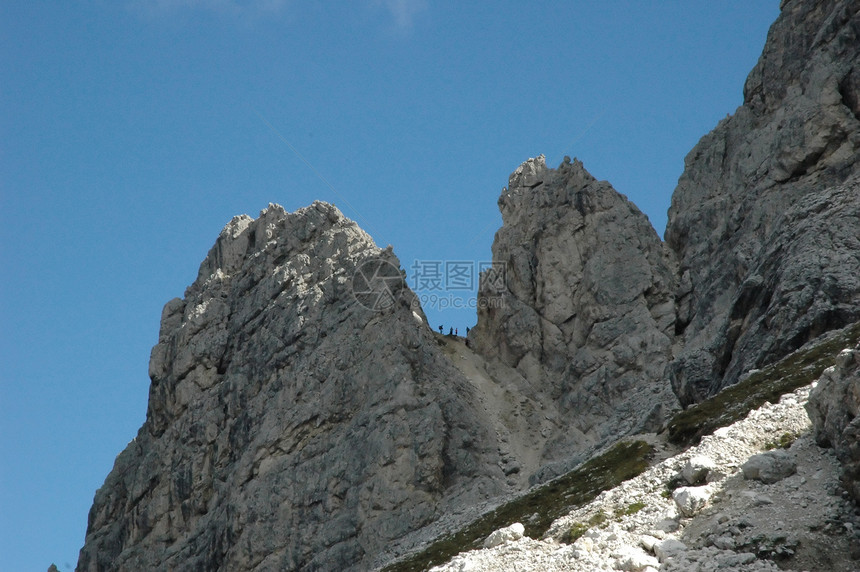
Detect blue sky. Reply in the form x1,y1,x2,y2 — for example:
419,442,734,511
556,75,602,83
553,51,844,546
2,2,779,569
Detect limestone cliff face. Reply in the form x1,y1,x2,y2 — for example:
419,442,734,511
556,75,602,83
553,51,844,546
78,203,510,571
77,1,860,570
470,156,680,476
666,0,860,404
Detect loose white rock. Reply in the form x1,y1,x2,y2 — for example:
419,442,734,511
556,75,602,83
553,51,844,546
683,455,717,485
673,486,712,517
483,523,525,549
612,545,660,571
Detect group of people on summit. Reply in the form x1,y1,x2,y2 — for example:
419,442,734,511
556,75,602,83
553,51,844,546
438,325,470,338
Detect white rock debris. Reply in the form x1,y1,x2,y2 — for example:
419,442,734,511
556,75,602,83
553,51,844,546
482,523,524,549
430,382,860,571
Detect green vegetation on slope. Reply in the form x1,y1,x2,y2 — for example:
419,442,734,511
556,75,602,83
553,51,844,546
666,322,860,446
382,440,654,572
386,322,860,571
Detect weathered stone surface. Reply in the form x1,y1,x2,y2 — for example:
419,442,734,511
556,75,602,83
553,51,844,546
807,345,860,500
683,456,717,486
471,155,680,478
653,538,687,562
78,202,511,572
666,0,860,404
482,522,524,549
741,451,797,484
673,486,712,518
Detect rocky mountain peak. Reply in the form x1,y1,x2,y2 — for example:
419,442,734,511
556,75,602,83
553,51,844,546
80,202,521,571
77,1,860,570
506,153,547,190
193,201,364,287
146,201,384,439
472,156,679,479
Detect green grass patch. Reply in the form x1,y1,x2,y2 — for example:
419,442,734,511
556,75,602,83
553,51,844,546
666,322,860,446
616,501,646,517
561,503,645,546
764,432,799,451
382,440,653,572
587,510,608,527
561,522,590,544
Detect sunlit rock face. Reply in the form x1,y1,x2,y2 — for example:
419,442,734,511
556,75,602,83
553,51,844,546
78,202,511,572
471,155,680,480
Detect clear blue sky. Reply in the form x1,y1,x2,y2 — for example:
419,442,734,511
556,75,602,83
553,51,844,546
1,2,779,570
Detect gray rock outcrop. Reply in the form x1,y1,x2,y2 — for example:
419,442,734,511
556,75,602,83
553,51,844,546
470,155,680,476
76,1,860,570
77,203,512,571
807,346,860,500
666,0,860,404
741,450,797,484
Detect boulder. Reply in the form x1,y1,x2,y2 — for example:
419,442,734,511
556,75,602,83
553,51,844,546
653,538,687,562
682,456,717,485
807,345,860,500
673,486,712,517
483,523,525,549
742,450,798,484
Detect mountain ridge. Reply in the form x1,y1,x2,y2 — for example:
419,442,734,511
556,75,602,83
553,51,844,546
77,1,860,570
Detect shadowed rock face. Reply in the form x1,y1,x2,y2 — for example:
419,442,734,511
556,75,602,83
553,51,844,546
470,155,680,478
78,202,510,572
665,0,860,404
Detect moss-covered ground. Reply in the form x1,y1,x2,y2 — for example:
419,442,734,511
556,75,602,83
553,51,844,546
382,440,653,572
385,322,860,571
666,322,860,446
